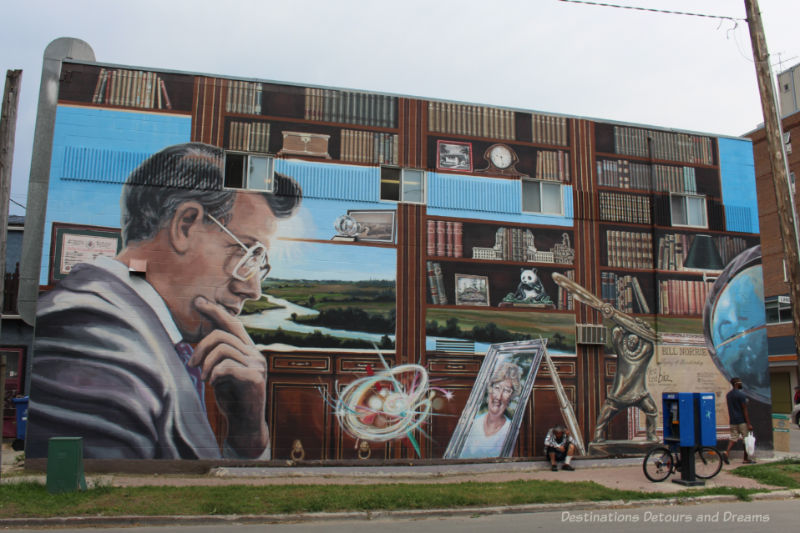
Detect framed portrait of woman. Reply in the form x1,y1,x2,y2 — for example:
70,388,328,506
443,339,545,459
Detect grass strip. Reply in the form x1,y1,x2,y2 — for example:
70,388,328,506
0,480,763,519
730,459,800,489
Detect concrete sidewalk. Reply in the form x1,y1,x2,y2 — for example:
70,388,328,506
3,444,798,494
2,431,799,528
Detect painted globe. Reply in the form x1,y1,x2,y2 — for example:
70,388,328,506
704,246,769,404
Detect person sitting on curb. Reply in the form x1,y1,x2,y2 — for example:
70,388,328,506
544,425,576,471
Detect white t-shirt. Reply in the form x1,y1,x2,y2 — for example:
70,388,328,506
459,412,511,458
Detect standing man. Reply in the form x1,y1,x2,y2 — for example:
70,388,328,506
724,377,755,464
544,425,576,471
26,143,302,460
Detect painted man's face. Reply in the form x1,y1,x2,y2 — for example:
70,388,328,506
170,193,276,341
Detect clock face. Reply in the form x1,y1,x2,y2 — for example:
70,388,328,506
489,145,513,169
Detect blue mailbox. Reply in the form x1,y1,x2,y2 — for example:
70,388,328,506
662,392,716,447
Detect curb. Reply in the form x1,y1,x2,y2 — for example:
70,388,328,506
1,490,798,528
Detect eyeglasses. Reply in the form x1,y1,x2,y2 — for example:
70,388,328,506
205,213,271,282
490,383,514,397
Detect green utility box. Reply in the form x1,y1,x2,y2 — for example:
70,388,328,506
46,437,87,493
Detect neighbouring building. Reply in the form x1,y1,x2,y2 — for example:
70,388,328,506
746,94,800,417
18,38,770,464
2,215,33,439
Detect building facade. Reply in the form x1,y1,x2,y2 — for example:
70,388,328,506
20,39,770,462
2,215,32,439
746,109,800,416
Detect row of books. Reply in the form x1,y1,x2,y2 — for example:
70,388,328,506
227,121,270,153
656,233,750,271
716,235,751,265
226,80,262,115
656,233,691,271
427,101,515,140
555,269,576,310
426,261,449,305
599,192,652,224
536,150,570,182
597,159,700,194
426,220,464,258
305,88,397,128
601,272,651,314
340,130,399,165
614,126,714,166
532,114,569,147
659,279,713,316
605,230,654,269
92,68,172,110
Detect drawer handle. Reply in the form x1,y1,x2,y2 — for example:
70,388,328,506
446,364,466,370
290,439,305,461
288,361,312,367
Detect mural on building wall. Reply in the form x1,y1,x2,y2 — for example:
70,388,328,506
327,348,437,457
27,143,299,459
704,246,769,403
26,141,396,460
554,244,767,450
24,60,770,462
444,340,544,459
553,273,660,444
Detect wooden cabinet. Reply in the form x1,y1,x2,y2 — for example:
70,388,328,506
266,351,397,461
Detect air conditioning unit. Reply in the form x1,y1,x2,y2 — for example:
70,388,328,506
576,323,607,345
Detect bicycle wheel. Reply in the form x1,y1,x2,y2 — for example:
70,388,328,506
643,447,674,482
694,446,723,479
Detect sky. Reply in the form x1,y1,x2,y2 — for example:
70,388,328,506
2,0,800,217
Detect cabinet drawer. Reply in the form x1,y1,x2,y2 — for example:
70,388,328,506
270,356,331,374
428,359,481,375
539,361,576,377
337,357,395,374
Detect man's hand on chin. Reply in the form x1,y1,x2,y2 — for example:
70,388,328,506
189,295,269,458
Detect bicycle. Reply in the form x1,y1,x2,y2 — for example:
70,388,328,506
642,444,723,482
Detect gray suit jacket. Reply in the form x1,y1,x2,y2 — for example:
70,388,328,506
26,263,222,459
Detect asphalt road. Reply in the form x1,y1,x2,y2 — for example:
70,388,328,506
1,498,795,533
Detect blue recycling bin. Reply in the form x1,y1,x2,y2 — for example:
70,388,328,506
12,396,28,441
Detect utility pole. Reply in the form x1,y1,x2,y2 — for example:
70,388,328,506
0,69,22,482
0,70,22,335
745,0,800,372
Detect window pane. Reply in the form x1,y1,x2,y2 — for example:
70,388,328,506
671,196,687,225
779,304,792,323
247,156,273,191
522,180,541,212
686,196,706,227
540,182,562,214
5,231,22,272
765,300,779,324
224,153,245,189
402,169,424,203
380,167,401,201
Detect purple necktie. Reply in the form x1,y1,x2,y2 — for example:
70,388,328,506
174,341,206,411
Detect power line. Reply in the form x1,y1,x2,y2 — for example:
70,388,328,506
558,0,745,22
9,198,25,210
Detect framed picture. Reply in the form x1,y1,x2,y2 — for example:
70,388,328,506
345,209,397,243
443,339,545,459
454,274,490,306
436,140,472,172
49,223,122,284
